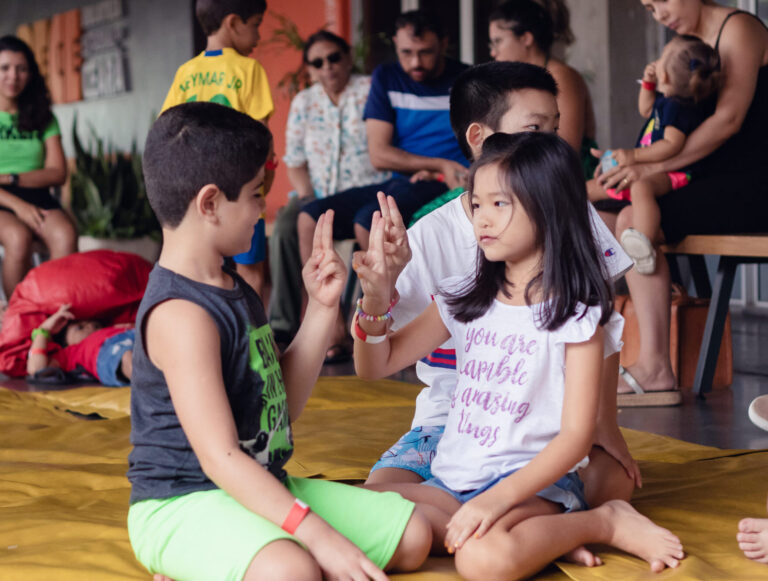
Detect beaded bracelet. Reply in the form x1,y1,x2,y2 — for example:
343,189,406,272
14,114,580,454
355,297,397,322
31,328,52,341
351,313,388,344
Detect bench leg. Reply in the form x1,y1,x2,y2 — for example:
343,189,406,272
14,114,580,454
693,256,736,397
688,255,712,299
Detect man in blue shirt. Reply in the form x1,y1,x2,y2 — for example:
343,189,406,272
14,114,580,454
297,10,469,254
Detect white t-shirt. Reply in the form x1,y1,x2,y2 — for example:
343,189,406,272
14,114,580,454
431,291,624,491
393,195,631,429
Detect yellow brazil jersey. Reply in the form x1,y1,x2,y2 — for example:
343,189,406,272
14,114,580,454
161,48,274,122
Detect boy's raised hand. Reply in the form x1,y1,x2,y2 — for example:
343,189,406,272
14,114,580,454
302,211,347,309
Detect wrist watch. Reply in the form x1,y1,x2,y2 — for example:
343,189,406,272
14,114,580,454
7,174,19,187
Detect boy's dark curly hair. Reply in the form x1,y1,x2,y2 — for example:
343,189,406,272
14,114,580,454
0,36,54,133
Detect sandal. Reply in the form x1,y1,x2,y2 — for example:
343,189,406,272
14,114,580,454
620,228,657,275
617,366,682,407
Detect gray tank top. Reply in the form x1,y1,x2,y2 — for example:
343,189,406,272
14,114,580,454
127,264,292,503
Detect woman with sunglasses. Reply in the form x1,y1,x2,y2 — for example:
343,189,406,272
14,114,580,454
0,36,77,301
488,0,599,178
270,30,390,359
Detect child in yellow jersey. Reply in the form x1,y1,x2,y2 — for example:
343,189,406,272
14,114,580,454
161,0,275,298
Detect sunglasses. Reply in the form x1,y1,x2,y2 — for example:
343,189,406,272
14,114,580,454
307,51,343,69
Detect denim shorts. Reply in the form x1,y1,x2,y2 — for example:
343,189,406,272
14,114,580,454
423,470,588,513
96,329,135,386
370,425,444,481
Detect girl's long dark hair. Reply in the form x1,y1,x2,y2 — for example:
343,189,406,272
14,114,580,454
0,35,54,133
445,132,613,331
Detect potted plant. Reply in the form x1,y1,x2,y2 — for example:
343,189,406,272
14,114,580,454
69,118,161,262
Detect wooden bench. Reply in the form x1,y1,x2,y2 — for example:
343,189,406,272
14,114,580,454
662,234,768,396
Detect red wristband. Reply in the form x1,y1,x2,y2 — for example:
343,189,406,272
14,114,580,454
641,80,657,91
281,498,310,534
29,348,47,356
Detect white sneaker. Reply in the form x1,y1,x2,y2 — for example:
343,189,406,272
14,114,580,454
748,395,768,432
621,228,657,275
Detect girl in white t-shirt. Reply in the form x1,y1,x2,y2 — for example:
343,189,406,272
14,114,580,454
353,132,684,578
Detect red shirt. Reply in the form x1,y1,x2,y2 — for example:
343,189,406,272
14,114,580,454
52,326,130,377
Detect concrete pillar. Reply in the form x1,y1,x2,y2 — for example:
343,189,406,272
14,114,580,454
567,0,654,149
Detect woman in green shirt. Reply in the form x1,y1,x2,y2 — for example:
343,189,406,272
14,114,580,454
0,36,76,300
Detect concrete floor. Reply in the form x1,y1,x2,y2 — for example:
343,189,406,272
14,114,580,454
323,311,768,451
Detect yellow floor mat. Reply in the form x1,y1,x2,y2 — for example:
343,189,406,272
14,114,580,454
0,377,766,580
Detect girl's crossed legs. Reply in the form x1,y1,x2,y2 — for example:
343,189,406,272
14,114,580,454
367,475,683,580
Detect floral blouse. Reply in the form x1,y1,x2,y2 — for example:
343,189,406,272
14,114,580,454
283,74,390,198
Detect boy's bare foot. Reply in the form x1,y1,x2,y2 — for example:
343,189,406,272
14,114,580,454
562,545,602,567
737,516,768,564
598,499,684,572
154,575,174,581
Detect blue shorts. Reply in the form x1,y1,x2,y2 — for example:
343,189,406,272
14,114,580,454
423,470,587,513
370,425,444,481
96,329,135,387
232,219,266,265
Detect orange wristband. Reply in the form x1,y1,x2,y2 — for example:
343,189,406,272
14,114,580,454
29,348,47,356
281,498,310,534
641,80,657,91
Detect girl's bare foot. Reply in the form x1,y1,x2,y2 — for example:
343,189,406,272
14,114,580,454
737,517,768,564
562,545,602,567
598,499,684,572
154,576,173,581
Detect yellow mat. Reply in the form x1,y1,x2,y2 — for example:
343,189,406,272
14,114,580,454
0,377,766,580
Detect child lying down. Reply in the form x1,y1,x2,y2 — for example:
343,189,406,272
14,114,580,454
27,303,134,386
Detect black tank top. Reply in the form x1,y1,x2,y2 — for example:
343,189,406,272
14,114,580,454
705,10,768,171
127,265,293,503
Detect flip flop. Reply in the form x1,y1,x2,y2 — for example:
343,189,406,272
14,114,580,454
748,395,768,432
617,365,682,407
620,228,657,275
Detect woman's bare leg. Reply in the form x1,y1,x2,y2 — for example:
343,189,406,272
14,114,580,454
615,206,676,393
0,212,33,298
37,209,77,259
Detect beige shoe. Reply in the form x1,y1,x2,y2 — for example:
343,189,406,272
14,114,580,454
748,395,768,431
621,228,656,275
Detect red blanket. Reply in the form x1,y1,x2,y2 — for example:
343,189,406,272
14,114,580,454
0,250,151,377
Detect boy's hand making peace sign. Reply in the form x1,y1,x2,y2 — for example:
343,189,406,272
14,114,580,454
302,210,347,309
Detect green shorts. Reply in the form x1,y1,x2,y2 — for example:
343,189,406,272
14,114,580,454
127,476,415,581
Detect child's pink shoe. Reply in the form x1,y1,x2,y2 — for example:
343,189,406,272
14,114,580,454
606,187,632,201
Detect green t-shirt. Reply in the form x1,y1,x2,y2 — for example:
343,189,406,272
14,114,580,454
0,111,61,174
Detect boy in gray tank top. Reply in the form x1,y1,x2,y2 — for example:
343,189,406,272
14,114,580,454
126,101,430,581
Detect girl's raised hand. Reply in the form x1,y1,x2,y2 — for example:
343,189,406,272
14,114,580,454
377,192,411,284
444,490,507,553
302,211,347,309
352,211,391,310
